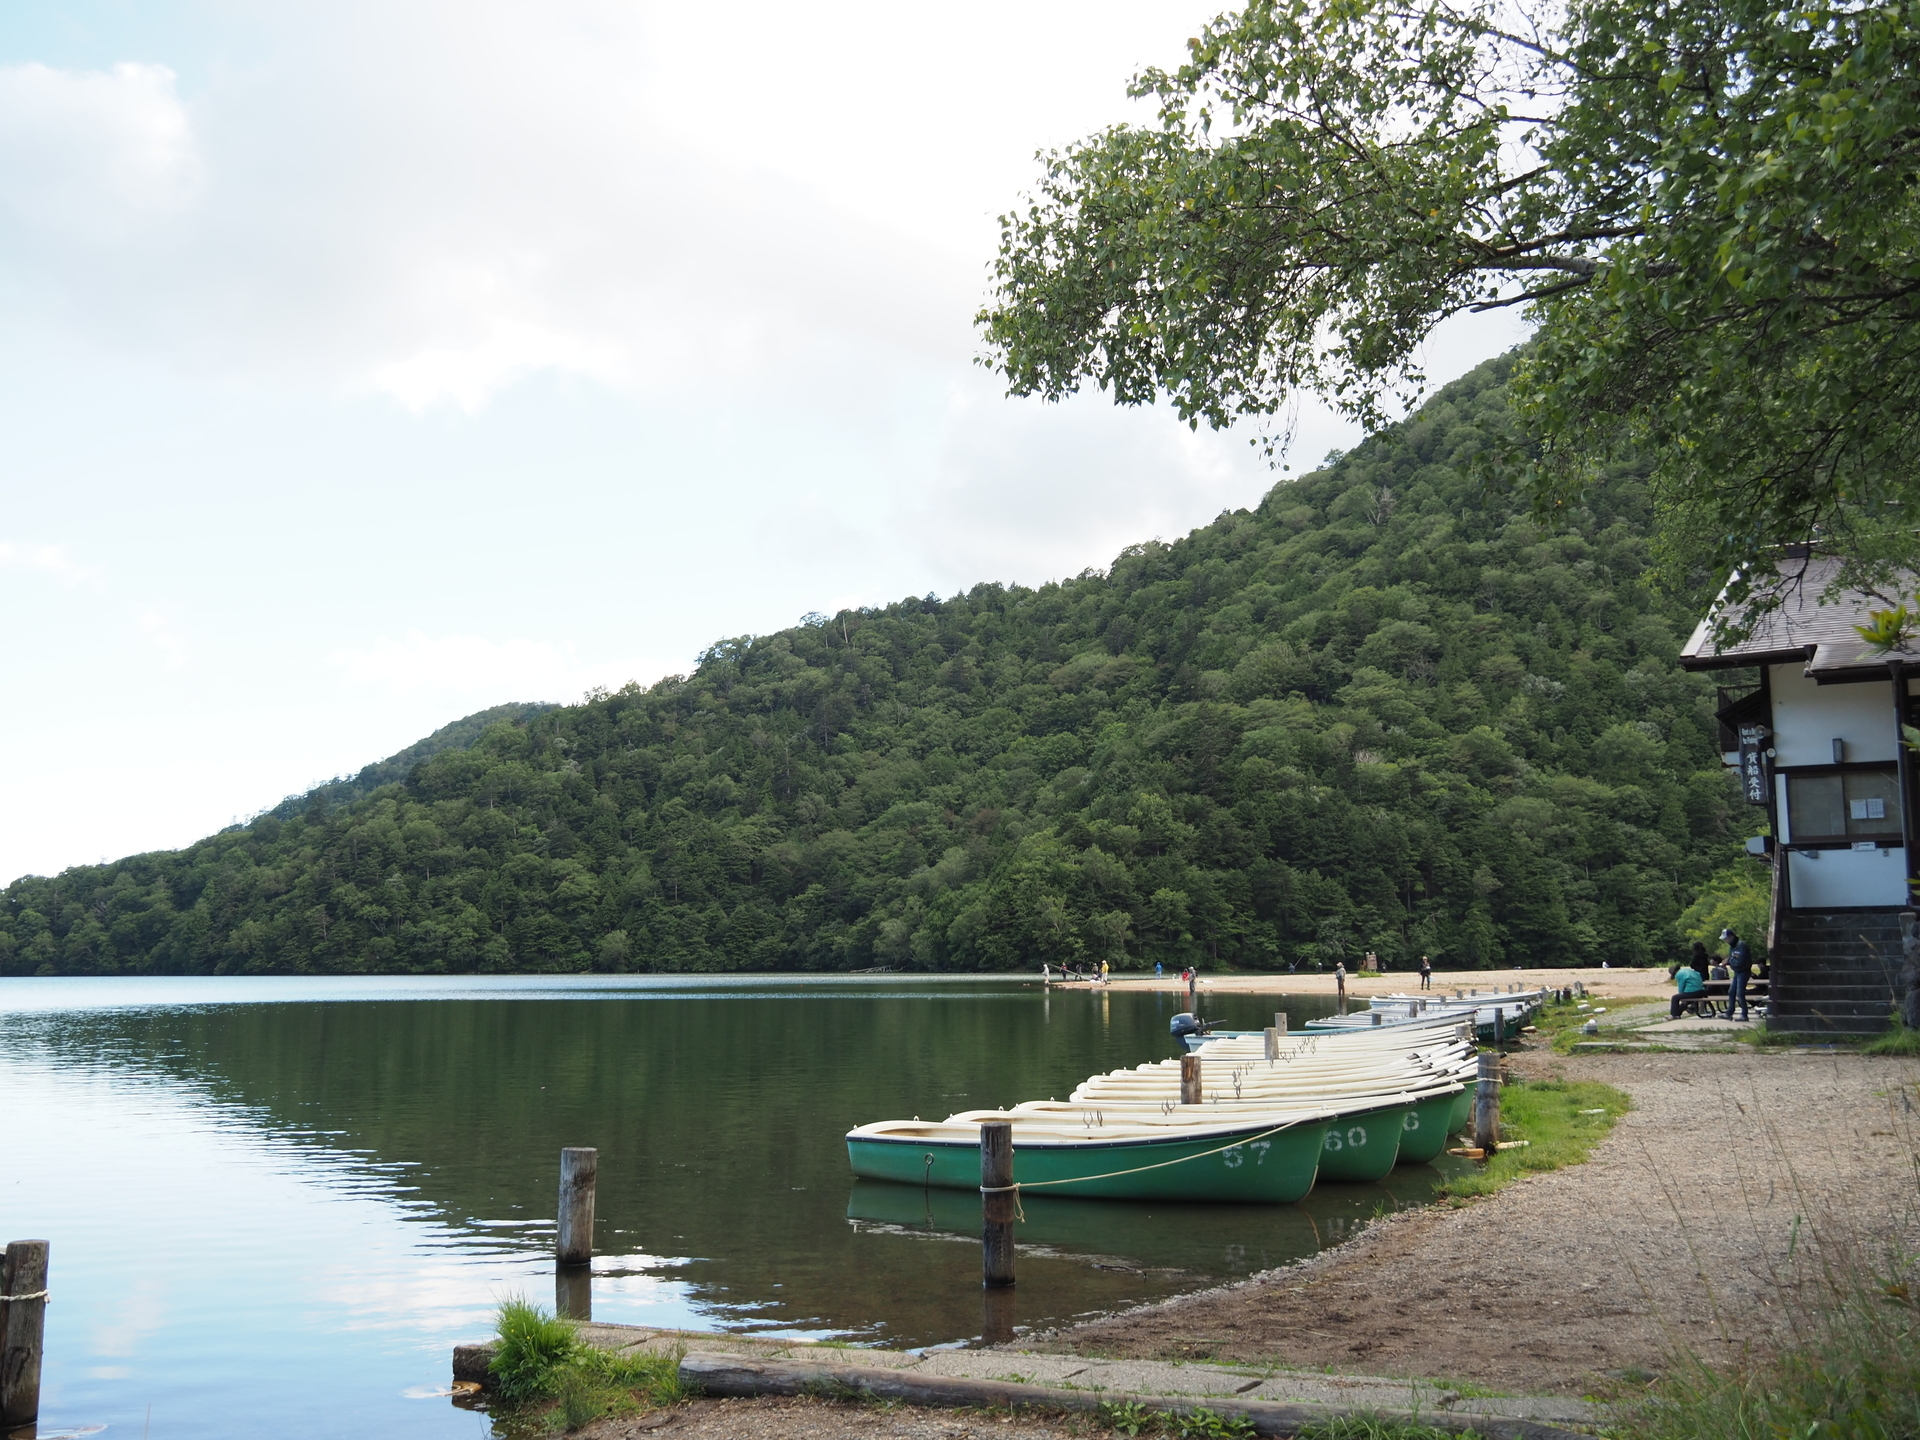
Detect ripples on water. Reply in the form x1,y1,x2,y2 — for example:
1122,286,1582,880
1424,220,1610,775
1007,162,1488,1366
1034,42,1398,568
0,975,1459,1439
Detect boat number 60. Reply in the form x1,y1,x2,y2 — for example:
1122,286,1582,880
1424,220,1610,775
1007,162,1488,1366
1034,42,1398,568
1323,1126,1369,1151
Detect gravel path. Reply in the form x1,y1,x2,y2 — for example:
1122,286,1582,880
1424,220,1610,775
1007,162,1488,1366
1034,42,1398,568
1028,1050,1920,1396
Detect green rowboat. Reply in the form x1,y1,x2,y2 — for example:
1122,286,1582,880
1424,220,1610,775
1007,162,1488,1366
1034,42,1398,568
1313,1101,1411,1182
846,1114,1332,1203
1392,1090,1459,1165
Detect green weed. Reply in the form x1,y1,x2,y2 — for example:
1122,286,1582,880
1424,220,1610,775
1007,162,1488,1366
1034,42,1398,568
490,1297,580,1402
1439,1078,1630,1201
1292,1420,1461,1440
1862,1018,1920,1056
1090,1400,1256,1438
1171,1408,1256,1439
488,1299,685,1430
1095,1399,1153,1435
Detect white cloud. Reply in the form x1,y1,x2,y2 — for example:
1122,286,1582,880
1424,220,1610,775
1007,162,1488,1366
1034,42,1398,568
0,62,202,239
0,540,97,584
136,606,191,671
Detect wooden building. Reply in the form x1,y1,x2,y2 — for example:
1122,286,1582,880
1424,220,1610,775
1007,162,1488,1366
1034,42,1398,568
1679,554,1907,1034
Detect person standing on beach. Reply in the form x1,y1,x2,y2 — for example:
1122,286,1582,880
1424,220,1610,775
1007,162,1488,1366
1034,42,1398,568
1722,928,1753,1021
1418,955,1432,990
1334,960,1347,1009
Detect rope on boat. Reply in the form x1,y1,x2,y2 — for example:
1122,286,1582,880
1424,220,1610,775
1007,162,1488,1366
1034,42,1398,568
0,1290,48,1303
1003,1116,1316,1193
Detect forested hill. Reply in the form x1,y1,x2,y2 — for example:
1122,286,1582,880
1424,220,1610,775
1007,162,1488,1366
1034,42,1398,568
2,356,1750,978
265,701,556,822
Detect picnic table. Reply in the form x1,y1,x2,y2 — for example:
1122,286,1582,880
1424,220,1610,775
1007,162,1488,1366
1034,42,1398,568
1677,975,1770,1018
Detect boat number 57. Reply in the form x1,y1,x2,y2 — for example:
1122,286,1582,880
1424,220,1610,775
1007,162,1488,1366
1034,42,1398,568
1221,1140,1274,1168
1323,1127,1369,1151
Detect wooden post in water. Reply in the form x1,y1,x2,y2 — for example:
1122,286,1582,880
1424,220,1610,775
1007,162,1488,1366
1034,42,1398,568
1263,1026,1280,1060
1491,1006,1503,1054
1179,1053,1203,1105
980,1120,1016,1289
1474,1052,1501,1153
1,1239,49,1431
1274,1011,1287,1035
557,1147,598,1268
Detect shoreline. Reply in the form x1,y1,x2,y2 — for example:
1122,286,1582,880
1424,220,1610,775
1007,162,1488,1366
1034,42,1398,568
1071,964,1671,1003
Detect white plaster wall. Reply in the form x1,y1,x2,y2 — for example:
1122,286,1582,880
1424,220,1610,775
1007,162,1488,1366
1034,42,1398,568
1786,845,1909,908
1767,664,1901,765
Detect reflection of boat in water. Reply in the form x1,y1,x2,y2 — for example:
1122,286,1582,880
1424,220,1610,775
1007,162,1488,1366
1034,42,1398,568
847,1024,1478,1201
845,1172,1448,1274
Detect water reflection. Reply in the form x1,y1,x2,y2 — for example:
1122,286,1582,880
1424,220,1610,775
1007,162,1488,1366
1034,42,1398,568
2,976,1461,1440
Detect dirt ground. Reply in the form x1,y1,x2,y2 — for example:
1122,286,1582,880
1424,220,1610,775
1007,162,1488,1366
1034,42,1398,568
1092,965,1670,1004
1032,1049,1920,1396
575,1394,1085,1439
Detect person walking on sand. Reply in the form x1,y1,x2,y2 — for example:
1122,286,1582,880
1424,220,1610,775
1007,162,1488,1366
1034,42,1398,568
1099,959,1110,985
1418,955,1432,990
1722,927,1754,1021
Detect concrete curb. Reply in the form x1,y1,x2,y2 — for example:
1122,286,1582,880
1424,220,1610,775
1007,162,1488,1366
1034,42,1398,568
678,1352,1600,1440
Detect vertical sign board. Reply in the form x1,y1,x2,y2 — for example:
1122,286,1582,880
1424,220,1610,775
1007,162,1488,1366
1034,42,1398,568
1738,725,1769,807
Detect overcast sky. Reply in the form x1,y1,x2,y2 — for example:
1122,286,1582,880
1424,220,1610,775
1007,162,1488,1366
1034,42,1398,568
0,1,1525,885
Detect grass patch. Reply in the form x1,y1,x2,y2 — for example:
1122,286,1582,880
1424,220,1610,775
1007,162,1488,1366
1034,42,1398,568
1439,1077,1629,1201
1091,1401,1257,1437
1863,1018,1920,1056
1535,995,1661,1054
1292,1421,1463,1440
488,1296,686,1432
1627,1276,1920,1440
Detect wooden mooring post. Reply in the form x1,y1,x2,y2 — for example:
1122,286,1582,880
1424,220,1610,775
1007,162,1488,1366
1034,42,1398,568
1474,1051,1501,1154
1179,1053,1203,1105
1274,1011,1287,1035
1264,1026,1280,1060
980,1120,1016,1289
2,1239,49,1432
557,1147,598,1268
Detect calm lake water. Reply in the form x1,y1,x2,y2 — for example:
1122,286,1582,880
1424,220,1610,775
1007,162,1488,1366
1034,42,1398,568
1,976,1464,1439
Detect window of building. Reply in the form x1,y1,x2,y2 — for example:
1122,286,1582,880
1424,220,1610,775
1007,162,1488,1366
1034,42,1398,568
1785,768,1904,842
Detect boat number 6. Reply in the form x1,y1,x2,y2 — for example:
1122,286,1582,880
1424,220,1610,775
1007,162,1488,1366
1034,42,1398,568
1324,1127,1369,1151
1403,1112,1421,1132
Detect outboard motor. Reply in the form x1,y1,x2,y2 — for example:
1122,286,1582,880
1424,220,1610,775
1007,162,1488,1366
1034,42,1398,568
1170,1011,1208,1041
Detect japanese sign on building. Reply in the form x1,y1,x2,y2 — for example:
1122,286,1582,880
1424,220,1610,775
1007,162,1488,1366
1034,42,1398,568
1737,724,1769,806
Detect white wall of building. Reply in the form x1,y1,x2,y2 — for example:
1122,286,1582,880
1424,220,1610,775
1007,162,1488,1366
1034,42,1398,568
1768,664,1901,765
1786,845,1910,908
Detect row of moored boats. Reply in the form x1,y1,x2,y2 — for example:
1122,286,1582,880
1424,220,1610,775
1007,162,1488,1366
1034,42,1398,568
845,988,1544,1202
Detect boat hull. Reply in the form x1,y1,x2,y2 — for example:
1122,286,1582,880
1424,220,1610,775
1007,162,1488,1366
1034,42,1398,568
1392,1091,1458,1165
1446,1084,1474,1138
846,1118,1331,1203
1314,1102,1410,1182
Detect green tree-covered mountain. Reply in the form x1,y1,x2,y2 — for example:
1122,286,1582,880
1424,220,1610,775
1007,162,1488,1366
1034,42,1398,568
1,357,1755,977
264,701,557,822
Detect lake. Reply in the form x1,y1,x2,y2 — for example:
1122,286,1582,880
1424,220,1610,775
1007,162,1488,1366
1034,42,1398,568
1,975,1463,1439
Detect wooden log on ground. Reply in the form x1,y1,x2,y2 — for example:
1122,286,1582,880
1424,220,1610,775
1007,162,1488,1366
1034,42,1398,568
1,1239,49,1430
1179,1053,1203,1106
1474,1051,1501,1153
980,1120,1015,1289
557,1147,598,1267
676,1352,1595,1440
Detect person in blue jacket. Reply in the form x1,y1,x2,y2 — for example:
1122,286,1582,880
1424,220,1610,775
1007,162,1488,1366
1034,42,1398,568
1721,928,1754,1021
